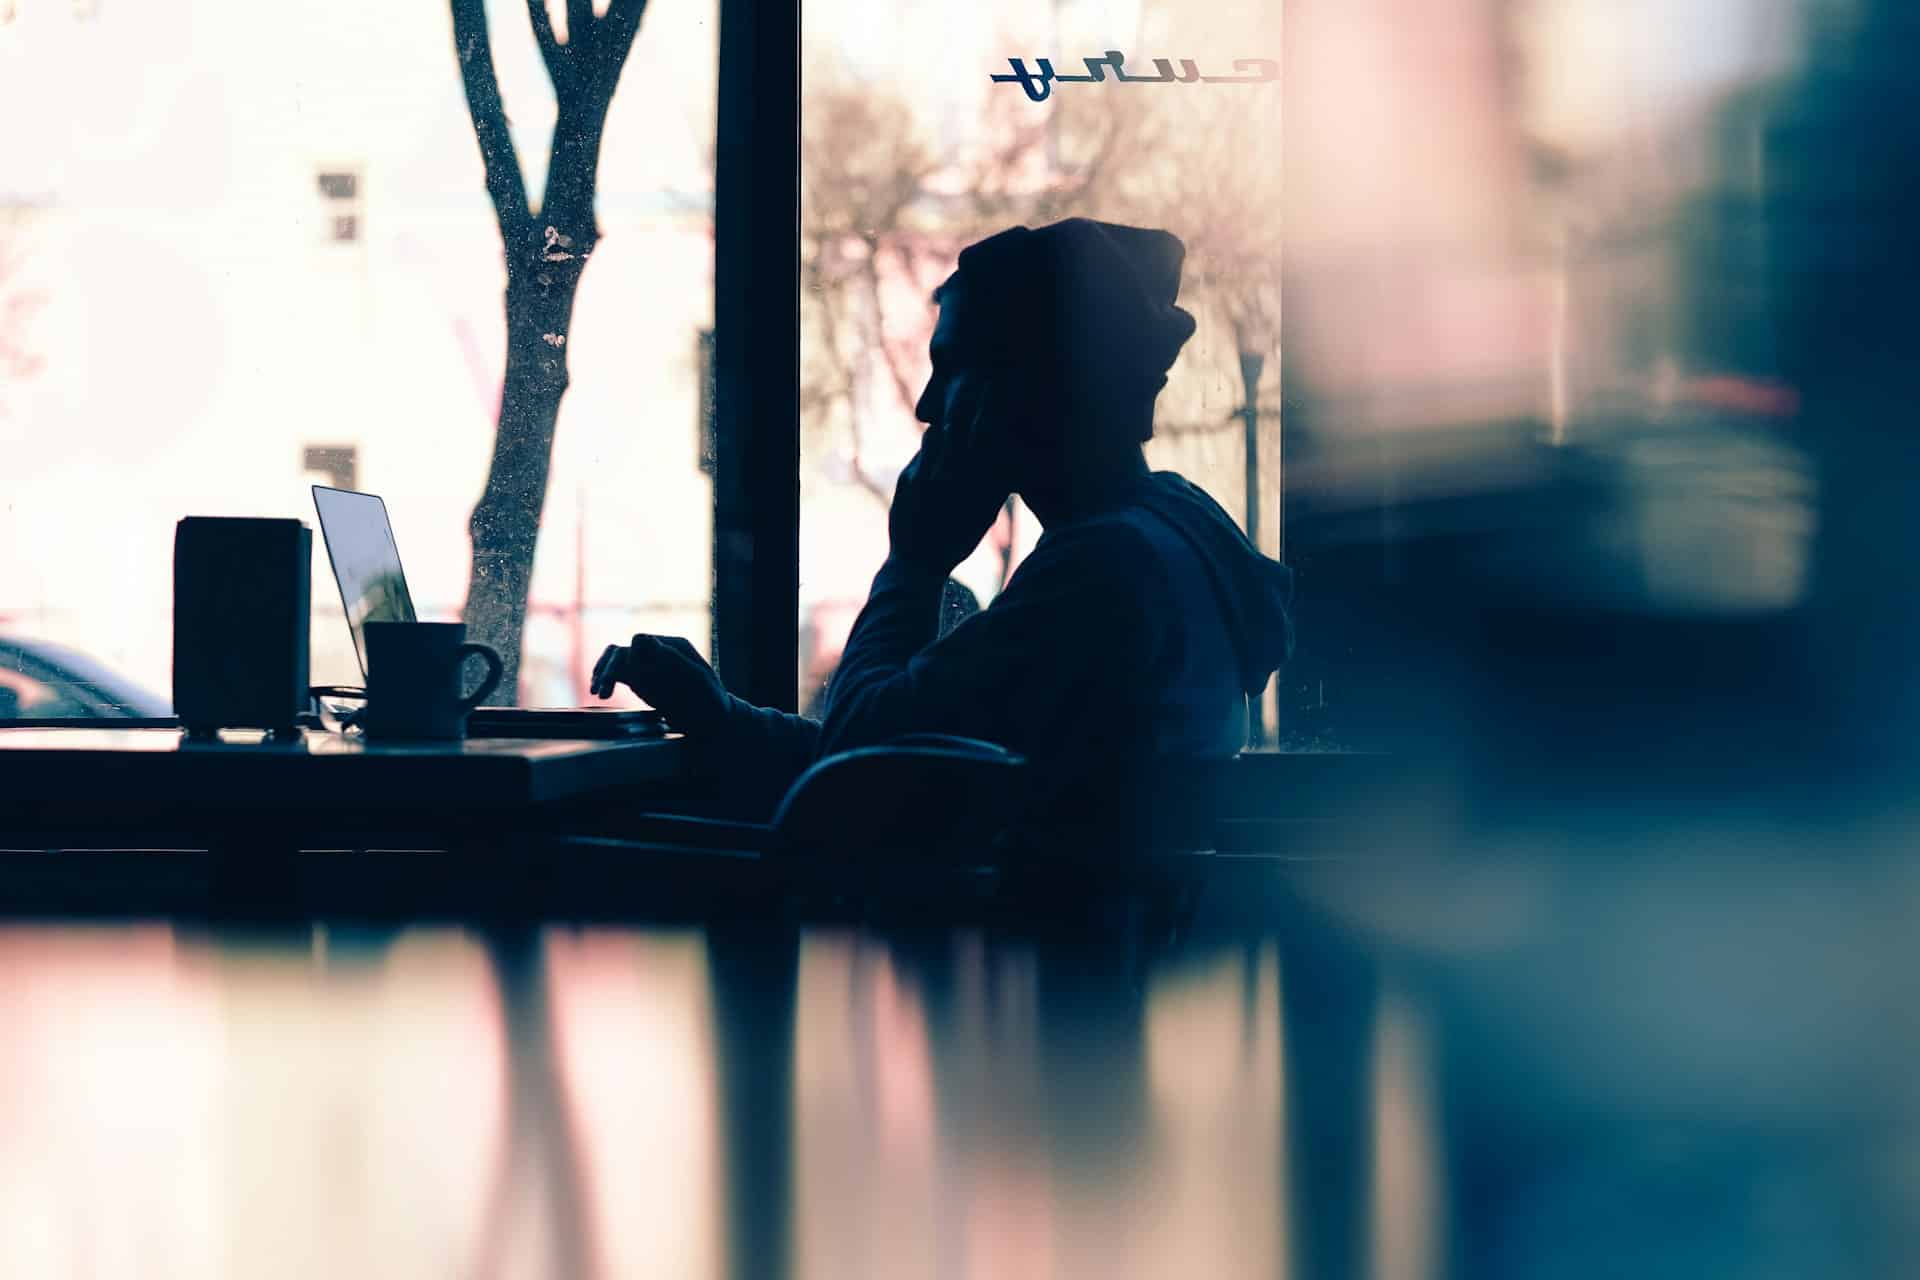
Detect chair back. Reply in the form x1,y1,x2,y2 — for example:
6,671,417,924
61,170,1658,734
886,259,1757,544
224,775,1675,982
771,734,1029,856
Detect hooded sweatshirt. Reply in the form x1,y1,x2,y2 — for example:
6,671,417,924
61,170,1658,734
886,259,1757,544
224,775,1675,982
692,221,1282,819
813,469,1294,769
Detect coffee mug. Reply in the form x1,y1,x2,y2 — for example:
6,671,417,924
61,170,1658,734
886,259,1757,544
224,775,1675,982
362,621,503,741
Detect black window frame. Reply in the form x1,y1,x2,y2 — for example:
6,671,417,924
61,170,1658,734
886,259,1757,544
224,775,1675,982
711,0,800,713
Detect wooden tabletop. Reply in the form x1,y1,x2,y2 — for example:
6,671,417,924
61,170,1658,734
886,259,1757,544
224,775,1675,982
0,726,687,825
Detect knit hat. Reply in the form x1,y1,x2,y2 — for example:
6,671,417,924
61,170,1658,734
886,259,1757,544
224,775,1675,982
939,218,1198,439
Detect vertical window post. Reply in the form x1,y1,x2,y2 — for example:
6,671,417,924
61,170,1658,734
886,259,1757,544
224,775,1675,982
712,0,800,712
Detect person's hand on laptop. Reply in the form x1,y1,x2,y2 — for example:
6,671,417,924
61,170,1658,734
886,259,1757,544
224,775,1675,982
591,635,728,737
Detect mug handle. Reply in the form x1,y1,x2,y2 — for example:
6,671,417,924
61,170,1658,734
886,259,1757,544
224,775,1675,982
456,643,505,711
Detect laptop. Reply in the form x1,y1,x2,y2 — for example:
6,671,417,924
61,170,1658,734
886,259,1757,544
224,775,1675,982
311,485,664,738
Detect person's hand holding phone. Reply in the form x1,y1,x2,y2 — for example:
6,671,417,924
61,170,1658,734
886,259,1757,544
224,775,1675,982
889,375,1014,576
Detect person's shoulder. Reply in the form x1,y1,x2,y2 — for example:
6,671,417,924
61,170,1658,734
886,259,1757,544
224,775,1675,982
1023,507,1160,575
1141,468,1236,517
999,508,1175,623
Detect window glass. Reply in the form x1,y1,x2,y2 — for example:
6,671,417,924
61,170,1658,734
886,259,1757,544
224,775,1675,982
803,0,1835,752
1276,0,1819,750
0,664,81,718
799,0,1283,728
0,0,715,714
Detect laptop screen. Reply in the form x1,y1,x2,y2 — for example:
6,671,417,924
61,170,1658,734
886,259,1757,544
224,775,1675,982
311,486,419,679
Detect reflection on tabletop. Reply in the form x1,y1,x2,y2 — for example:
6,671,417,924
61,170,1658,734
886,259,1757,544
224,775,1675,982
0,727,667,757
0,841,1913,1280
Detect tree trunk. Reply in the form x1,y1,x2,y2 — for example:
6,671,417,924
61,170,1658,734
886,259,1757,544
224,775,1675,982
464,231,589,703
450,0,645,704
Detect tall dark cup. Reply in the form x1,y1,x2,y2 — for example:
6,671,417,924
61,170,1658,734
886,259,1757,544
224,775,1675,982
363,621,503,741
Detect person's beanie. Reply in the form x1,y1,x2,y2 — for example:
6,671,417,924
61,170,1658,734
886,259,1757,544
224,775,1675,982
947,218,1198,439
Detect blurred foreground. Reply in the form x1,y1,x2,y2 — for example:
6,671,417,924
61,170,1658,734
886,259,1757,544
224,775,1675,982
1,790,1916,1280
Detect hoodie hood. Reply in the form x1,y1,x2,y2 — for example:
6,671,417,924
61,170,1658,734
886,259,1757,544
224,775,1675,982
1132,471,1295,695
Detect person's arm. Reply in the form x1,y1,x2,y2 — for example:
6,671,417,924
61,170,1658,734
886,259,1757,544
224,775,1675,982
814,554,949,744
593,634,820,815
821,369,1165,755
817,520,1162,758
717,692,821,778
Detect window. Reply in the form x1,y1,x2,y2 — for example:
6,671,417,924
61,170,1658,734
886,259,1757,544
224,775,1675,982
303,444,359,494
796,0,1831,754
316,171,360,202
0,637,167,719
3,0,1850,744
0,665,76,718
317,168,364,244
1,0,717,709
694,327,715,476
1268,0,1816,750
800,0,1283,733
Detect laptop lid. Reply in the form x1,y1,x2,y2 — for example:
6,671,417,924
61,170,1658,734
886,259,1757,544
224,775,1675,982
311,485,419,680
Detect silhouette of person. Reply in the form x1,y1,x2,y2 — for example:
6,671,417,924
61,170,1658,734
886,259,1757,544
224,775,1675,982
803,579,980,720
594,218,1294,820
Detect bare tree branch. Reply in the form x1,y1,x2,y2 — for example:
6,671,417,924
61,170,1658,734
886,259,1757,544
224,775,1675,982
538,0,647,240
800,73,949,510
451,0,532,238
565,0,595,53
799,63,1166,523
805,249,891,504
593,0,649,98
862,247,924,421
1158,414,1260,438
527,0,574,99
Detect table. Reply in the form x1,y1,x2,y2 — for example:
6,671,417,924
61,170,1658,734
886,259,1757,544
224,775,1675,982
0,726,687,821
0,725,688,840
0,732,1912,1276
0,726,692,917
